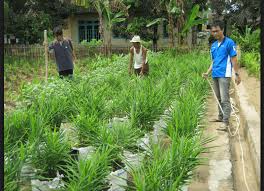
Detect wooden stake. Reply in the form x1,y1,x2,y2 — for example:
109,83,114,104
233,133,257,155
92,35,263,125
44,30,48,82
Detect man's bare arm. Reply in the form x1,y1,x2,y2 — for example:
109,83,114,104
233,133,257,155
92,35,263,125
129,48,133,74
140,48,147,74
231,56,241,85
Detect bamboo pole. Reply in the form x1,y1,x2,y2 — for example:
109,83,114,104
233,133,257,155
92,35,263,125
44,30,48,82
237,45,241,66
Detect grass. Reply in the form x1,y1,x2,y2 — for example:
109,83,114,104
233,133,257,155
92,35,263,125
4,142,28,191
240,51,260,79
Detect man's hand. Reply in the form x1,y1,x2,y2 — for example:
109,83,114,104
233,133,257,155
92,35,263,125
202,72,209,79
235,75,241,85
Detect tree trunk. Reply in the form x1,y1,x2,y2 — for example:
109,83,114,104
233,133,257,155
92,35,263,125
108,30,112,56
98,11,105,55
192,26,197,47
152,24,158,52
168,14,175,48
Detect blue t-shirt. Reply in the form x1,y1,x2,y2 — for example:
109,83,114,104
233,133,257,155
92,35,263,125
210,37,237,78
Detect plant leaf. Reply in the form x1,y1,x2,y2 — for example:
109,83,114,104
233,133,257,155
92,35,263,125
146,18,166,28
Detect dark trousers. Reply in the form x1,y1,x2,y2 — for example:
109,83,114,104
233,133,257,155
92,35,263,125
59,69,73,79
134,62,149,76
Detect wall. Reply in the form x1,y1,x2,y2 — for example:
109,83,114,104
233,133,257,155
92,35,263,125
64,14,175,48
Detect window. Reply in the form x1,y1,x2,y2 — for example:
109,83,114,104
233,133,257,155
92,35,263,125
78,20,100,43
163,21,169,38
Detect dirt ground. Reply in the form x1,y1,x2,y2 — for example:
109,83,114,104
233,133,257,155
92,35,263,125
239,68,260,115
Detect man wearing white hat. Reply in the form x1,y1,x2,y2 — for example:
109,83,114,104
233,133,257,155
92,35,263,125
129,35,149,76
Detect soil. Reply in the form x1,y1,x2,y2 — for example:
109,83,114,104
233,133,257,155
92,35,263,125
187,96,220,191
239,67,260,115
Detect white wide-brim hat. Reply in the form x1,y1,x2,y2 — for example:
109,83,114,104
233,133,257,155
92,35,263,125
130,35,141,43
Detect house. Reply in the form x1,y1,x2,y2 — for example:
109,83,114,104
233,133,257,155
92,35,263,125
62,8,171,48
62,4,216,48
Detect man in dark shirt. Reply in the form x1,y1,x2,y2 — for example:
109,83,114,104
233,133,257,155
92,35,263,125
49,26,76,78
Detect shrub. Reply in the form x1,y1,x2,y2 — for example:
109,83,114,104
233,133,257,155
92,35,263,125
81,39,103,47
241,51,260,78
230,26,260,52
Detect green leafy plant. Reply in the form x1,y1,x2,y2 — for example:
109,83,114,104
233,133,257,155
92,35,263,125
81,39,103,47
141,40,152,49
230,26,260,52
127,135,212,190
62,146,112,191
31,128,71,177
4,109,32,145
5,50,214,190
241,51,260,78
181,4,208,37
5,143,28,191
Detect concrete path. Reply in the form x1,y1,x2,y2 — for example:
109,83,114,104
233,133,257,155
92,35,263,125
188,73,260,191
188,95,234,191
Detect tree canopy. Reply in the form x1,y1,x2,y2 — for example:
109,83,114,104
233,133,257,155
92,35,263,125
4,0,77,43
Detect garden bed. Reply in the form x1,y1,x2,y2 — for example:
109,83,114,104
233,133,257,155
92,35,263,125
5,50,213,190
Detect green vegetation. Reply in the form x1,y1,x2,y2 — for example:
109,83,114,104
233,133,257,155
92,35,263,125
230,26,260,78
5,50,212,190
231,27,260,52
240,51,260,79
81,39,103,47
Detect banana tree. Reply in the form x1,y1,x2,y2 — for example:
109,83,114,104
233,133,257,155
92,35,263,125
146,18,166,51
102,1,128,55
74,0,128,56
74,0,105,49
160,0,183,48
180,4,208,45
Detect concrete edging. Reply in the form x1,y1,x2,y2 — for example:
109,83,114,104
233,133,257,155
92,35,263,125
231,76,260,185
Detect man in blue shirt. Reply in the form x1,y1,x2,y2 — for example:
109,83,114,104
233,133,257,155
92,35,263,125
202,20,241,130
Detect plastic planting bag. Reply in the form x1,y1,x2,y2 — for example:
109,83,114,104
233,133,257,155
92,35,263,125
137,133,150,152
76,146,95,161
107,169,127,191
31,171,65,191
123,150,145,171
60,123,79,146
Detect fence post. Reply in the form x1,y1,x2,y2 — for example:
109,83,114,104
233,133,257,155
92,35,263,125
44,30,48,82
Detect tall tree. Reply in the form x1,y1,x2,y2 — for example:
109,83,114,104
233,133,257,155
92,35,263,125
160,0,183,48
4,1,9,33
103,1,128,55
209,0,260,31
5,0,77,43
128,0,164,51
